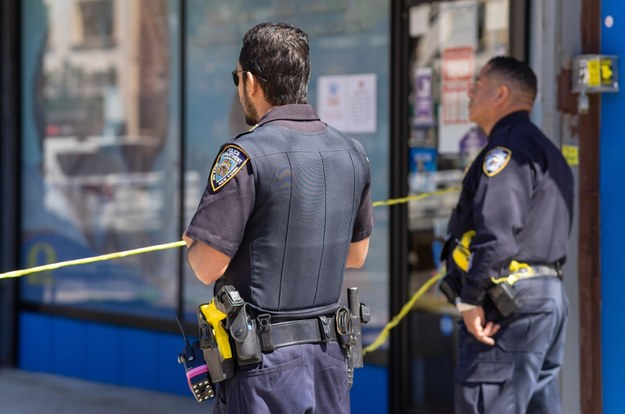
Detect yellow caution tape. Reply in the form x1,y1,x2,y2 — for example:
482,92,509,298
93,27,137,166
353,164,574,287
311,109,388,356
0,188,460,360
0,187,460,280
362,268,446,355
371,186,460,207
0,241,186,280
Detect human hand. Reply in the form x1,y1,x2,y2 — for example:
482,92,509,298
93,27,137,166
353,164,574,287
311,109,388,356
462,306,500,346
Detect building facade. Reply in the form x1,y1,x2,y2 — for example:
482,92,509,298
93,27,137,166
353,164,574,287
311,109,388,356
1,0,619,413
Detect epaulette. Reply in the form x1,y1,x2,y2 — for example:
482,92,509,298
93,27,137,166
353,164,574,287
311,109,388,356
233,124,259,140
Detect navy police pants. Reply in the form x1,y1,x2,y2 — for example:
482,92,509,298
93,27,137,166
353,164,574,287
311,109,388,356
213,342,350,414
455,276,569,414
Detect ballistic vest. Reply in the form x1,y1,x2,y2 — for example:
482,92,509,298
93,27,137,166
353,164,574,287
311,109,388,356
217,122,370,319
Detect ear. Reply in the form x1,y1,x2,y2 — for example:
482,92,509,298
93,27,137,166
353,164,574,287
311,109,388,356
244,72,261,96
495,85,510,104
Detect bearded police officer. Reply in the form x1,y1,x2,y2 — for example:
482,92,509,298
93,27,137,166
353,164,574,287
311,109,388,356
440,56,574,413
183,23,373,414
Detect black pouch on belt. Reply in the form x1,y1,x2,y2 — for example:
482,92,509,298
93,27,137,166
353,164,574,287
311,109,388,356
228,305,262,365
487,281,523,317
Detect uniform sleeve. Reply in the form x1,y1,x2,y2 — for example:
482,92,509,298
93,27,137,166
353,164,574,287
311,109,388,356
461,148,533,305
352,162,374,242
185,163,255,258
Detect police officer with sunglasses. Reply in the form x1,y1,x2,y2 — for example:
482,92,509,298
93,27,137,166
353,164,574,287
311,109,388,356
183,22,374,414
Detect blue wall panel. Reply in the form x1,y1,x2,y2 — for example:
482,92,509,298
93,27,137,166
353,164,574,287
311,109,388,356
19,313,53,372
18,313,191,397
155,333,189,395
120,328,158,390
18,311,388,409
600,1,625,413
85,323,121,384
51,318,85,377
350,364,388,413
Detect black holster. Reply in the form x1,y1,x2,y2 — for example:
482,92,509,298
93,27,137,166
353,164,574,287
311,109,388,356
197,313,234,383
487,282,522,317
337,287,370,388
228,304,262,365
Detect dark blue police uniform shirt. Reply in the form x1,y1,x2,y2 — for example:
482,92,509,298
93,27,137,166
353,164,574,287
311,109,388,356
186,104,374,260
454,111,574,305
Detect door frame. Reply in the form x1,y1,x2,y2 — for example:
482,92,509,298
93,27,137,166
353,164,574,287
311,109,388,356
0,0,21,367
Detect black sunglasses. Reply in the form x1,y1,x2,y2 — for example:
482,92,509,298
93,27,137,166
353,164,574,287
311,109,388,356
231,69,267,87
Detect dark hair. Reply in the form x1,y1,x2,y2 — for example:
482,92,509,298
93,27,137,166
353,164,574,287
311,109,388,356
484,56,537,101
239,22,310,106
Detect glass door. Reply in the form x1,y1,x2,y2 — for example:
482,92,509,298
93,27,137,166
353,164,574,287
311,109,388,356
390,1,521,412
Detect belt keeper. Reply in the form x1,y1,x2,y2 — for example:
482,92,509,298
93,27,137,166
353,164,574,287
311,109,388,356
318,316,331,343
257,314,275,352
555,262,563,278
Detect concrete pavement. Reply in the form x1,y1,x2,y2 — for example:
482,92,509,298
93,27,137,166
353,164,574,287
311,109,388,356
0,368,213,413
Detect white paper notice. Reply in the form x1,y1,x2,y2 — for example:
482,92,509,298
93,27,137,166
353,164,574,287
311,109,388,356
317,74,377,134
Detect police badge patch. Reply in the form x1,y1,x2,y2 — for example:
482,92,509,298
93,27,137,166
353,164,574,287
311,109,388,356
210,145,249,192
483,146,512,177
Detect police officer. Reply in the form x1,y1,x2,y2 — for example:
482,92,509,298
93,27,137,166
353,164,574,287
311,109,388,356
183,23,373,414
441,56,574,413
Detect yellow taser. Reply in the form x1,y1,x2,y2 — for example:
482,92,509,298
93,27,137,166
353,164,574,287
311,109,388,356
199,301,233,360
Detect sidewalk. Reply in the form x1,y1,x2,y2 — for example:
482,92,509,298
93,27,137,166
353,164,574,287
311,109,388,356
0,368,213,414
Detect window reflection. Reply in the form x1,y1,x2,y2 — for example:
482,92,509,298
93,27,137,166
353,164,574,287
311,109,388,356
21,0,180,317
75,0,115,49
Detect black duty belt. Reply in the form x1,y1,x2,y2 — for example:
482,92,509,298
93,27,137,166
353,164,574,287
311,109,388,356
256,314,338,352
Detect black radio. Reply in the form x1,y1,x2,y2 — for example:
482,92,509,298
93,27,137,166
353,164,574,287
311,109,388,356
176,318,214,402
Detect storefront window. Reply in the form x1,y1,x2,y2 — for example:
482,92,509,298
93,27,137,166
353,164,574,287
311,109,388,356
20,0,390,333
20,0,181,318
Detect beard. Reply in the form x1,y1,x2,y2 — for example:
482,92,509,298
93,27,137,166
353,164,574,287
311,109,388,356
242,88,259,126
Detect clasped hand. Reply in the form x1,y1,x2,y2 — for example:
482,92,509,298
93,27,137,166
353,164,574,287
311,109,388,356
462,306,500,346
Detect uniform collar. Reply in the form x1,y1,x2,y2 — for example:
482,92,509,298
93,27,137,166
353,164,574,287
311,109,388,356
490,110,530,136
256,104,321,127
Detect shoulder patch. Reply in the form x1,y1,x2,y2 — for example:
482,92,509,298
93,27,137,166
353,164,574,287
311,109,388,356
210,145,249,192
482,146,512,177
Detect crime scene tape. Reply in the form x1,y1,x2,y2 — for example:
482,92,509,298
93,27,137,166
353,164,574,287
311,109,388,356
362,268,446,355
371,186,459,207
0,241,186,280
0,186,460,281
0,186,460,356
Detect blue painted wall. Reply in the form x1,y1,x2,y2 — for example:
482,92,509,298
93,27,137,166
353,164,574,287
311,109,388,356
600,2,625,413
19,313,189,396
18,312,388,412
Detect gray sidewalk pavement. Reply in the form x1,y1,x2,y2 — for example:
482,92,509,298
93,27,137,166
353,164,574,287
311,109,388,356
0,368,213,413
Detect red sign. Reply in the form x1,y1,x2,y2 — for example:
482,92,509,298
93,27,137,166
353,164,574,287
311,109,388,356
441,47,474,124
